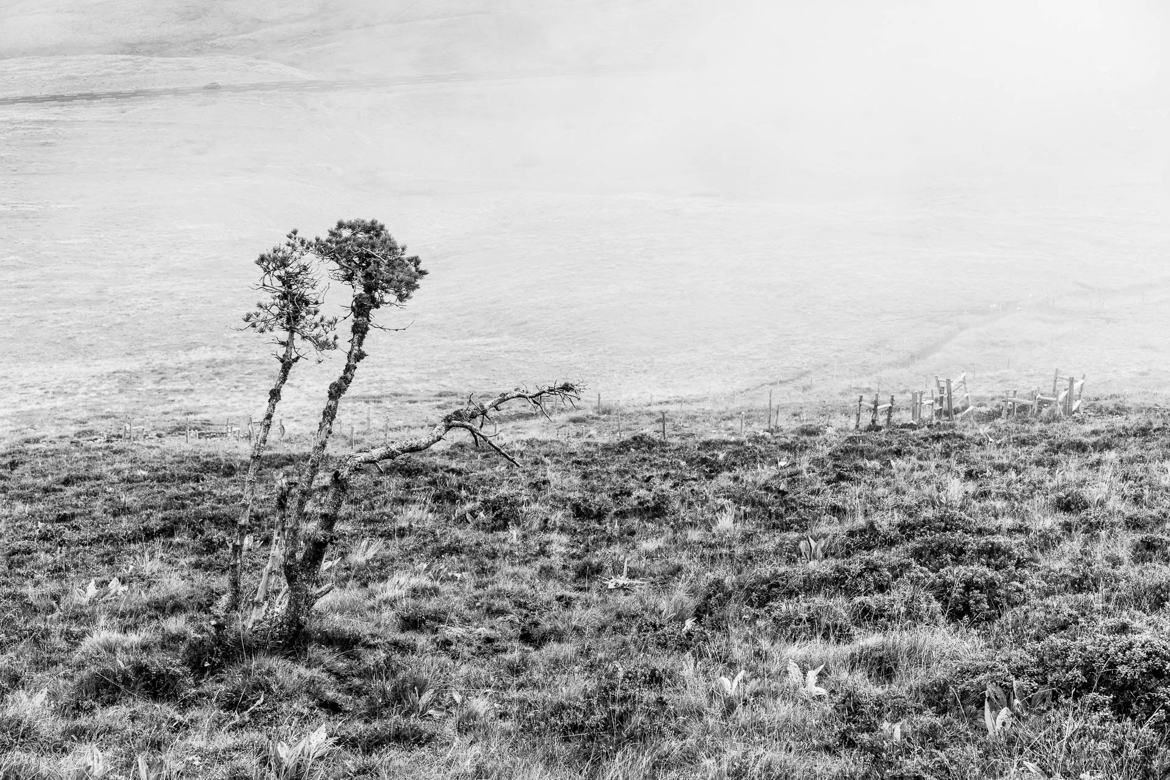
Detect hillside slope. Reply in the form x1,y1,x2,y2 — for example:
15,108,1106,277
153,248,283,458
2,409,1169,777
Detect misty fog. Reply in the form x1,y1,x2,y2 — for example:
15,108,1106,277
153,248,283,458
3,0,1169,429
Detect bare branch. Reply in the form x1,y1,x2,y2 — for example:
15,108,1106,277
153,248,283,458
342,382,579,475
370,319,415,334
449,421,520,467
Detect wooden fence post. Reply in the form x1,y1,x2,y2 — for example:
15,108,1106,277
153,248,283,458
350,425,355,450
1066,375,1075,416
856,395,863,430
660,411,667,442
185,414,191,444
871,392,879,428
946,379,954,422
886,394,894,428
768,390,773,432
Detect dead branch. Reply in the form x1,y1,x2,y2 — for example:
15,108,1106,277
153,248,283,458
346,382,579,475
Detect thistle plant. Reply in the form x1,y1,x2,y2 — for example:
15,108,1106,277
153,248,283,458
799,536,829,562
984,679,1053,738
268,724,335,780
786,659,828,698
716,669,753,714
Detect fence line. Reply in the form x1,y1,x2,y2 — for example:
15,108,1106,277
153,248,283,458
113,370,1090,447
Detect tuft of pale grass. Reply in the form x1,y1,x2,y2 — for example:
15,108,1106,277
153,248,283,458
371,571,439,604
345,537,385,571
77,627,149,657
710,505,737,534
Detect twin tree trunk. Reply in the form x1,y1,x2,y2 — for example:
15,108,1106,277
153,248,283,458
228,338,298,613
272,301,373,645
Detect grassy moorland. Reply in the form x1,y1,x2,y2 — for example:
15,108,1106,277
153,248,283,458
2,404,1170,779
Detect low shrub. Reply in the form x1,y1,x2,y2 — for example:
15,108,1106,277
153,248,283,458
524,662,675,757
929,565,1027,623
894,507,979,537
1025,613,1170,720
850,588,943,629
906,532,1029,572
71,639,192,709
336,716,438,751
1130,534,1170,564
465,486,530,531
1037,547,1126,596
761,598,855,641
1053,489,1091,514
808,552,925,598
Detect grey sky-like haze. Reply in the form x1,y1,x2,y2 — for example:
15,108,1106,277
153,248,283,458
3,1,1170,429
6,1,1167,204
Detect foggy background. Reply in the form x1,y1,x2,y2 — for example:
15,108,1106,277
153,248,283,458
3,0,1169,434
